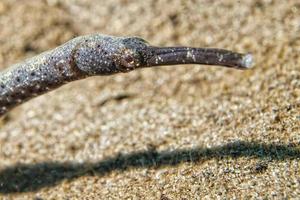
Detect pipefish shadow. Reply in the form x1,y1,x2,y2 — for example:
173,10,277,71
0,140,298,194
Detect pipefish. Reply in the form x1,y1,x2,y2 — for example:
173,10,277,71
0,34,253,117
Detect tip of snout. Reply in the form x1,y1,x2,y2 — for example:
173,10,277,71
240,53,254,69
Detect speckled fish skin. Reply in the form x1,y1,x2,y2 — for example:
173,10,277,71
0,34,253,117
0,34,143,116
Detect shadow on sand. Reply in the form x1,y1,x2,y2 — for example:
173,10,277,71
0,140,299,194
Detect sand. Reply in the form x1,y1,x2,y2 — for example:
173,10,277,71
0,0,299,199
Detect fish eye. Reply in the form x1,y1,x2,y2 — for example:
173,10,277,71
114,50,140,72
123,54,135,65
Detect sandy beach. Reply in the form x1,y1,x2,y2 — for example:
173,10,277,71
0,0,299,199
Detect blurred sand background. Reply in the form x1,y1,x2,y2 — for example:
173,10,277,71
0,0,299,199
